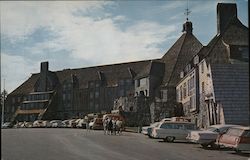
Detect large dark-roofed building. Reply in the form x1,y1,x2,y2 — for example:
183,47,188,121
4,3,248,127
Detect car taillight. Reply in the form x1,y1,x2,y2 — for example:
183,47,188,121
152,128,157,135
235,137,240,144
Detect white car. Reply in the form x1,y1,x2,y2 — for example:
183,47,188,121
62,120,70,128
2,122,13,129
33,120,44,128
186,124,241,148
42,120,52,128
50,120,63,128
142,122,160,136
151,121,197,142
76,119,87,129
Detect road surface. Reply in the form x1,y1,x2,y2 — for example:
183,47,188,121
2,128,250,160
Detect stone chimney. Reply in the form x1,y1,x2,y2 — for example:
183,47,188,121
182,21,193,34
39,61,49,92
217,3,237,35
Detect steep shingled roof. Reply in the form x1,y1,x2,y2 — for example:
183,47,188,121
56,60,154,88
134,59,164,79
9,60,153,96
160,32,203,87
10,74,40,95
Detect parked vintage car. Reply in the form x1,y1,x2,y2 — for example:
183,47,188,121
14,122,24,128
142,122,160,137
62,120,71,128
24,122,33,128
216,126,250,152
69,119,78,128
76,119,87,129
50,120,63,128
186,124,240,148
151,121,197,142
89,118,103,130
33,120,44,128
42,120,52,128
2,122,13,129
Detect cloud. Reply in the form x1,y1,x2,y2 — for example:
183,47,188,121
1,1,180,92
1,1,178,64
1,53,39,92
0,1,111,41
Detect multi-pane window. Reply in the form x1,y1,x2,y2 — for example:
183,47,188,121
95,82,100,88
95,104,99,110
126,79,133,85
190,95,196,110
89,92,94,99
119,80,124,86
63,94,66,101
180,86,183,101
201,82,205,93
176,89,179,102
95,91,99,98
183,82,187,99
140,78,147,86
119,89,125,97
201,61,204,73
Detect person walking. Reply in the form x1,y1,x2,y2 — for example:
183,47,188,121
112,118,117,135
108,118,113,135
103,117,108,135
86,119,90,132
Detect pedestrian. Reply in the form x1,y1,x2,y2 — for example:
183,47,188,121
86,119,90,132
108,118,113,135
112,118,117,135
103,117,109,135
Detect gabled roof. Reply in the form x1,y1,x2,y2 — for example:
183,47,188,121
160,32,203,87
135,60,164,79
204,17,248,64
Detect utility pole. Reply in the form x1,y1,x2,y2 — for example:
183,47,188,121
1,78,5,127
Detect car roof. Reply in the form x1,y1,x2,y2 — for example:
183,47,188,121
230,126,250,130
161,121,195,124
209,124,241,128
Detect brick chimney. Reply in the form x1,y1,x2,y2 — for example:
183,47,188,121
39,61,49,92
217,3,237,35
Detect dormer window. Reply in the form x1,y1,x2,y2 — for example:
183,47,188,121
193,55,199,65
180,71,184,78
239,47,249,60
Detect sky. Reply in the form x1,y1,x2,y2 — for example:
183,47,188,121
0,0,248,93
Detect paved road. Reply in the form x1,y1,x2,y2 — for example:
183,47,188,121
2,128,250,160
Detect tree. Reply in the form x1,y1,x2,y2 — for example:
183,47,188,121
1,89,8,105
1,90,8,121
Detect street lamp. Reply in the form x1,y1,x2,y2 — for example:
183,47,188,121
1,78,5,127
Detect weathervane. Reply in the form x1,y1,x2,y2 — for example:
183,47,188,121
184,0,191,21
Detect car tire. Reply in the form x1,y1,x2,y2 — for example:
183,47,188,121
235,149,241,153
165,136,175,142
211,142,219,149
201,144,209,148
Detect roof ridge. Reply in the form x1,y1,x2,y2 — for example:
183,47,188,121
55,59,158,73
